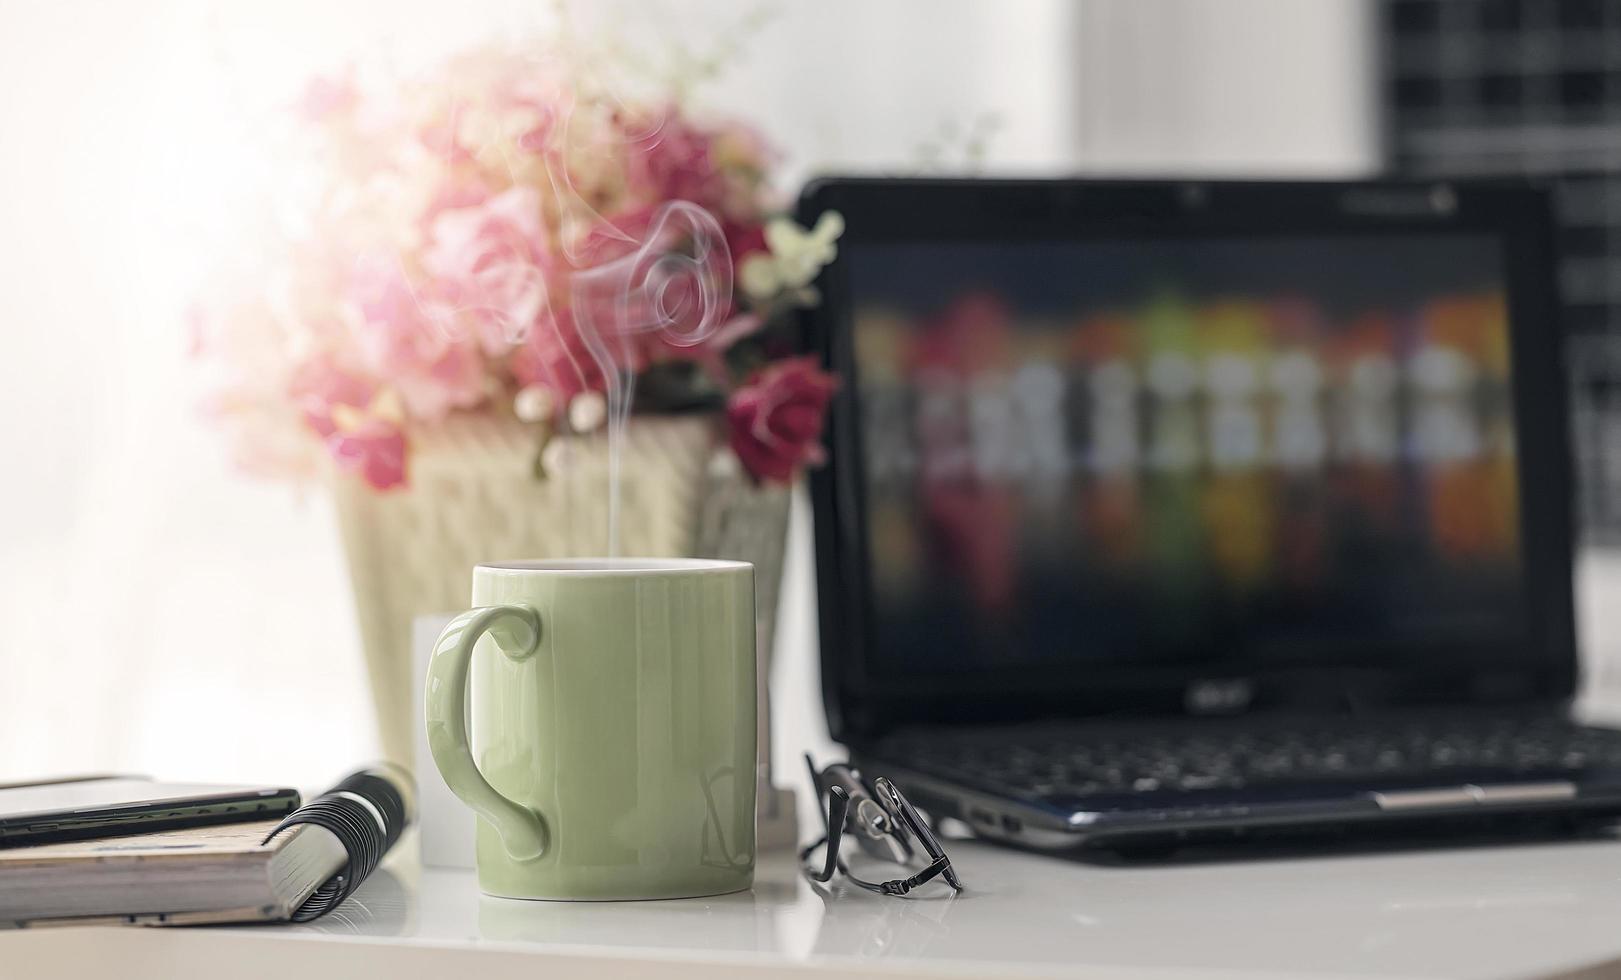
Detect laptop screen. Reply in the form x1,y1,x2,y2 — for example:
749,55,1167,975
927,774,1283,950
847,233,1526,678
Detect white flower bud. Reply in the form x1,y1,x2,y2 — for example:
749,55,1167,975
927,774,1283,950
541,437,572,474
514,384,554,423
707,448,742,481
738,254,781,301
568,390,608,433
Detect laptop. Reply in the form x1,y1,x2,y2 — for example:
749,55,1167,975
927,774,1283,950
800,177,1621,852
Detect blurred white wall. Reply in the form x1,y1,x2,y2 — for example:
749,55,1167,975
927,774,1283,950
1073,0,1379,175
0,0,1380,788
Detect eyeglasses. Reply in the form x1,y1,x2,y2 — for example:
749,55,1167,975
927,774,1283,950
800,755,964,896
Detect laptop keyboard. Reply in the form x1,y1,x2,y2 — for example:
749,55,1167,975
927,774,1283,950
878,715,1621,800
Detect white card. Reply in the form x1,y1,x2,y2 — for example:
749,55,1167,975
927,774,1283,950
411,613,476,870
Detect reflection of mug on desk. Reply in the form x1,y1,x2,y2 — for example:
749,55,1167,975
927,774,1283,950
477,886,768,950
426,559,757,901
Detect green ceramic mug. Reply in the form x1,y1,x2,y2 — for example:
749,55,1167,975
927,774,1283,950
425,558,757,901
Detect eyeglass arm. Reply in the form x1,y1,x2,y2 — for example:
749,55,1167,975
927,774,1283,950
876,777,965,892
801,786,853,883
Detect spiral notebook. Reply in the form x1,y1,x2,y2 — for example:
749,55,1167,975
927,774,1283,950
0,767,412,926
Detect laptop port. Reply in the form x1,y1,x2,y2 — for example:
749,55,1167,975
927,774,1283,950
1001,814,1023,834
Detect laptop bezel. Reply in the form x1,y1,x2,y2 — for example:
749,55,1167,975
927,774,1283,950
799,177,1576,744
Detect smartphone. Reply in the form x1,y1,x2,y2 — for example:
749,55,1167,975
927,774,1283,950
0,775,301,847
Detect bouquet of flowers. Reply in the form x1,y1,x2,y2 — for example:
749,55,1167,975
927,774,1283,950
192,43,840,491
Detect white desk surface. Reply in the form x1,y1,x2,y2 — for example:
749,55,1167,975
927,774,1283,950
9,552,1621,980
11,830,1621,980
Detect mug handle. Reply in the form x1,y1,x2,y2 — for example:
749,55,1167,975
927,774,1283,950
425,604,549,861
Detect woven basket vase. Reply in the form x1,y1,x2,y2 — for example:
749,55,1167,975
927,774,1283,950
330,412,790,773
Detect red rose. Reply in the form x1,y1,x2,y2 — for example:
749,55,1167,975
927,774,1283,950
726,357,838,484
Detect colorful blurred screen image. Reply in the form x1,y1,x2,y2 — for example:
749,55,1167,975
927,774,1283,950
847,235,1524,675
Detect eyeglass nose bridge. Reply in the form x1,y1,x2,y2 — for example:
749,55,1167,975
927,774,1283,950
852,797,894,837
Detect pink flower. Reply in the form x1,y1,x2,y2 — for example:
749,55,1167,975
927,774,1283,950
298,70,358,123
329,418,408,491
621,113,773,225
420,177,492,229
194,45,802,496
626,111,722,210
345,257,487,421
190,296,332,481
515,101,559,153
423,186,553,355
289,357,376,437
418,119,475,166
508,305,616,403
726,356,838,484
287,358,408,490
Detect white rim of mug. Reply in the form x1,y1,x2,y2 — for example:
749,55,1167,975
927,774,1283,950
476,558,753,574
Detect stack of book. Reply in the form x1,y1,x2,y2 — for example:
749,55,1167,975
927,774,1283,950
0,767,412,927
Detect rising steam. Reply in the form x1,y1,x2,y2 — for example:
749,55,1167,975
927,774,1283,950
567,201,733,558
